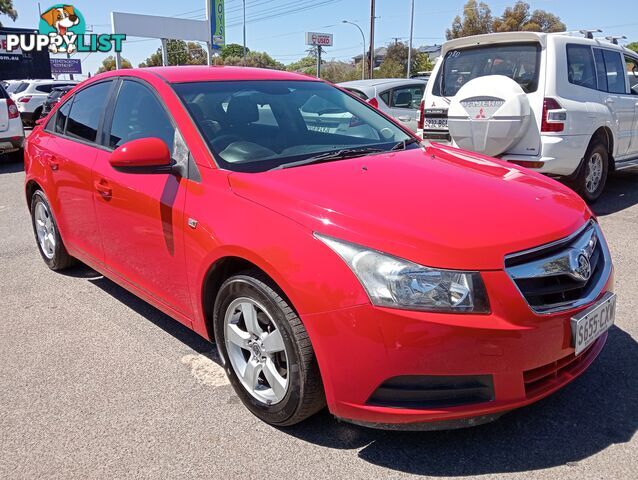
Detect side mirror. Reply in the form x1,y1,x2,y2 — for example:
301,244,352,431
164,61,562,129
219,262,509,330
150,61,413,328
110,137,172,171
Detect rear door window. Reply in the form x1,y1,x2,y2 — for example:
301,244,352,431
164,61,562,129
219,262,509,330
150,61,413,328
65,81,113,143
567,44,596,90
602,50,627,94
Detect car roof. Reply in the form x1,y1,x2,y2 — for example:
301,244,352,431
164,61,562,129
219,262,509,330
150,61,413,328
442,31,635,56
114,66,322,84
339,78,428,90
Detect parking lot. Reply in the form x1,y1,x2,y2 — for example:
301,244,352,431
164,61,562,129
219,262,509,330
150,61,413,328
0,150,636,479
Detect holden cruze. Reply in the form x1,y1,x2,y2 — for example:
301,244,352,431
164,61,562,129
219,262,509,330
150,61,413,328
24,66,615,429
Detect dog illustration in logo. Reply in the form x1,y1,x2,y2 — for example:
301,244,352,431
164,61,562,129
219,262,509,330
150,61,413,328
40,5,80,53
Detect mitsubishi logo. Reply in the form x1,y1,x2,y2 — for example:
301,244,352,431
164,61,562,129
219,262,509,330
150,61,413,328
572,250,592,282
475,108,486,119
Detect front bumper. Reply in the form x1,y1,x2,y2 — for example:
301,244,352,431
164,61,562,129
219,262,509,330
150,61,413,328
303,269,613,428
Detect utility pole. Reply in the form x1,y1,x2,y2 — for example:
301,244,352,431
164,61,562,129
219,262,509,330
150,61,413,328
368,0,375,79
316,45,322,78
407,0,415,78
242,0,247,66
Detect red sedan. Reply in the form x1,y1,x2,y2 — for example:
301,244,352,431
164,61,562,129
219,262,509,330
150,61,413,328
24,66,615,429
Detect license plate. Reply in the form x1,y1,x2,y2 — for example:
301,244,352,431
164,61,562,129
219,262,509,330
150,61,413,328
423,117,448,130
571,292,616,356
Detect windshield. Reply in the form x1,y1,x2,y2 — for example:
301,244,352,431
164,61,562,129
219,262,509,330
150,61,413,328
13,82,29,95
6,82,25,94
173,80,413,172
434,42,541,97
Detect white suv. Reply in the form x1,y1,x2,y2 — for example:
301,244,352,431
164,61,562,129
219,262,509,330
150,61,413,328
0,83,25,160
418,31,638,202
10,79,78,126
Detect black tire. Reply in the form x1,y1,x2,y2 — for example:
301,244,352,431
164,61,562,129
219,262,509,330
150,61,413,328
213,270,325,426
30,190,75,270
574,141,609,204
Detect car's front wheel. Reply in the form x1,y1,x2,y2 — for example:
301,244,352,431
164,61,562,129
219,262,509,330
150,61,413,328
575,141,609,204
30,190,75,270
214,270,325,426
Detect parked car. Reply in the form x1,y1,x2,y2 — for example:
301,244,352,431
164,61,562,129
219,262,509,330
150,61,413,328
11,79,78,126
0,83,25,161
338,78,427,132
40,85,75,118
25,66,615,430
418,31,638,203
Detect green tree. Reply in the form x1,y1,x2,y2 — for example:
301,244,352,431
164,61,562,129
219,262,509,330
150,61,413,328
0,0,17,27
221,51,284,70
320,61,359,83
626,42,638,54
447,0,565,39
286,56,316,75
374,42,433,78
221,43,249,60
446,0,493,40
139,40,208,67
493,1,565,33
97,55,132,73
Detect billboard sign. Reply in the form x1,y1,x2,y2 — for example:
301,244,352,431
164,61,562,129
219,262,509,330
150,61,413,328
0,34,22,61
209,0,225,49
50,57,82,74
305,32,333,47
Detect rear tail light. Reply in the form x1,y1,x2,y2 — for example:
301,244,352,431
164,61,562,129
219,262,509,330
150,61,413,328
6,98,20,119
541,98,566,133
18,96,32,103
417,99,425,130
368,97,379,109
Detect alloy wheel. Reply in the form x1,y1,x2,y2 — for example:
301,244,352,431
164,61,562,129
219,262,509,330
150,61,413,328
224,297,289,405
585,152,604,194
34,201,56,259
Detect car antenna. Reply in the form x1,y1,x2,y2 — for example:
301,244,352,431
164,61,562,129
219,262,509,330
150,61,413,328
604,35,627,45
579,29,602,39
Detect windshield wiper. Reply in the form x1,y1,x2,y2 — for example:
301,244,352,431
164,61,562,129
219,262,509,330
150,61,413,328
273,147,385,170
391,137,422,151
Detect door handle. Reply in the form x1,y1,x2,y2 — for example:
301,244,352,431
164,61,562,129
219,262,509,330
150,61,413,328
94,180,112,199
43,153,59,171
398,116,411,122
605,98,615,105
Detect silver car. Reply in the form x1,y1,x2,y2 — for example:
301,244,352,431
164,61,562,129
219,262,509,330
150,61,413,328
338,78,428,132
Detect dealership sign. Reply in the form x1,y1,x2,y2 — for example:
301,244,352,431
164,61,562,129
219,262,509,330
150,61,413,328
4,4,125,54
0,34,22,61
209,0,225,48
305,32,333,47
50,57,82,74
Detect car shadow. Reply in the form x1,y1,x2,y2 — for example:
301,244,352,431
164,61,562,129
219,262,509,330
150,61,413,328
73,264,636,476
0,155,24,174
593,167,638,216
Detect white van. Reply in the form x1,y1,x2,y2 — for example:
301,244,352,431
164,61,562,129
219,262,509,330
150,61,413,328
418,31,638,202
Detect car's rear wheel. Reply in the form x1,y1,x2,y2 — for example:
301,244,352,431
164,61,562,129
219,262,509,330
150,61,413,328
30,190,75,270
575,141,608,204
213,270,325,426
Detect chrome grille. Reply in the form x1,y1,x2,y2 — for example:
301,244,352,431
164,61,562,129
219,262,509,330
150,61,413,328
505,221,611,314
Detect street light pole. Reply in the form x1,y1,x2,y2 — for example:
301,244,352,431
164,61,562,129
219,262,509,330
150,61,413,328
407,0,415,78
342,20,366,80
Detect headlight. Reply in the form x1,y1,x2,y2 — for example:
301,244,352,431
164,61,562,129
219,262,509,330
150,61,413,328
315,234,489,313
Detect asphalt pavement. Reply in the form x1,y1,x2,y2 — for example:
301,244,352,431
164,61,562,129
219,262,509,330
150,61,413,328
1,153,637,479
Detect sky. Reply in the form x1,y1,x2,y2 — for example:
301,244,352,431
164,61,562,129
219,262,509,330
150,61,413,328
5,0,638,78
